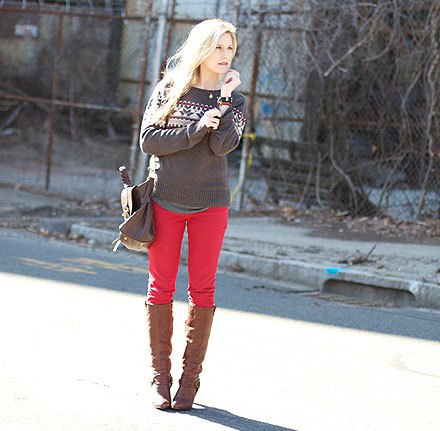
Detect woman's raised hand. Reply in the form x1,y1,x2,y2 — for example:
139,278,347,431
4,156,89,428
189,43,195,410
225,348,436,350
221,68,241,94
200,108,222,130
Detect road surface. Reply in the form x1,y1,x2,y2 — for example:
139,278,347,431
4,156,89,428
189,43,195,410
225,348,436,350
1,228,439,430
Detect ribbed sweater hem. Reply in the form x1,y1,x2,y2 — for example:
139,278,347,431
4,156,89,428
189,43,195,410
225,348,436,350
154,183,231,208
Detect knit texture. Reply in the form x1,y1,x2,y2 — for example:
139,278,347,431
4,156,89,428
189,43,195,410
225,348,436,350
140,85,247,208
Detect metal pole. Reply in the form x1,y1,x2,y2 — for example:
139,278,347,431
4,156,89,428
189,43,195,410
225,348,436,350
234,12,264,210
134,0,169,184
0,92,134,113
164,0,176,60
128,12,152,176
215,0,221,17
45,14,63,191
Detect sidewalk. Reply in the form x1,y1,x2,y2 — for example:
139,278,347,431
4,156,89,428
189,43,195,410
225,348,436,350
2,185,439,309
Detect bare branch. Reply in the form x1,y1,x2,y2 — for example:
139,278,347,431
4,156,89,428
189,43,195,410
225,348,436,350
323,5,383,77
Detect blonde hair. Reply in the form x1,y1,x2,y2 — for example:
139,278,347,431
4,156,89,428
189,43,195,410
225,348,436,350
149,18,237,124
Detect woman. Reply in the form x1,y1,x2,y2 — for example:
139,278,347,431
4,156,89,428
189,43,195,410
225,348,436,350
140,18,247,411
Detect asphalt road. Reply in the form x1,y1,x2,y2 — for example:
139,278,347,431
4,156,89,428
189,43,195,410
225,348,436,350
1,228,440,431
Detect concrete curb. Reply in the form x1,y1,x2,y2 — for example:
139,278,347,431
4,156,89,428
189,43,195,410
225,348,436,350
69,223,440,310
70,224,116,245
324,268,440,310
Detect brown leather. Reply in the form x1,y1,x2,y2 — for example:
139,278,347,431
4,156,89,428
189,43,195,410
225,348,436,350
171,305,215,410
116,177,155,252
145,301,173,410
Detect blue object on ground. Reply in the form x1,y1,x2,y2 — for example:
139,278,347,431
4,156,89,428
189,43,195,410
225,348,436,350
326,267,342,274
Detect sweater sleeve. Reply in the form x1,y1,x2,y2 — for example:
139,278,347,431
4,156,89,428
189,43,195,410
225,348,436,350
140,85,210,156
208,97,247,156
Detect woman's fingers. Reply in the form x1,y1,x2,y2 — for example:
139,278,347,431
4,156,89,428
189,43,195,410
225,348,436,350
221,69,241,91
208,117,220,129
205,108,221,129
224,69,239,81
208,108,221,117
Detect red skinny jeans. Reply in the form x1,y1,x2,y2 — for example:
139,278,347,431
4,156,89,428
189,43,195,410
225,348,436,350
147,201,229,307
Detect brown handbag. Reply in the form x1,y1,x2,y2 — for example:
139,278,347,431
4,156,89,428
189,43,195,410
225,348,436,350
113,166,155,252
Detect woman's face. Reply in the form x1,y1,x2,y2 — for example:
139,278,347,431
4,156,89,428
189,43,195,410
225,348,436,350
201,32,235,75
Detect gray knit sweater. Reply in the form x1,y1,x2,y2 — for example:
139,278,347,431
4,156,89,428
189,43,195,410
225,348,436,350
140,85,247,208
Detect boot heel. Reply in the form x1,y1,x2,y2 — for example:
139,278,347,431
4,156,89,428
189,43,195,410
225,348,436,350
171,378,200,410
152,377,173,409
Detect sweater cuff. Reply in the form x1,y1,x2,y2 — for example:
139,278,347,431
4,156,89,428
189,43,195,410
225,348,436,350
220,107,234,121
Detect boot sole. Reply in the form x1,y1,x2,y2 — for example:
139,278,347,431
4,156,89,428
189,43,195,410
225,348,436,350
171,404,192,411
153,402,171,410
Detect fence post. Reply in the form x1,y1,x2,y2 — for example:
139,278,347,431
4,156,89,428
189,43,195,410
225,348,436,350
234,12,263,210
129,13,152,177
164,0,176,59
134,0,169,185
45,14,63,191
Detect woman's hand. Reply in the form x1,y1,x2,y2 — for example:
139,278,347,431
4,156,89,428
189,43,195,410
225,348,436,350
221,68,241,96
200,108,221,130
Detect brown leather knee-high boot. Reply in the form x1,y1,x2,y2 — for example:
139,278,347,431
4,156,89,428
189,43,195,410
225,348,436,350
145,301,173,410
171,304,215,410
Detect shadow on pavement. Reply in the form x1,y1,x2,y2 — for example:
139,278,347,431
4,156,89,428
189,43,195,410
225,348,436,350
178,404,298,431
2,229,440,342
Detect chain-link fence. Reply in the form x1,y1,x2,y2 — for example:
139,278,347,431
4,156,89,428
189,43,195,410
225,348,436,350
1,0,439,221
0,4,154,200
233,0,440,220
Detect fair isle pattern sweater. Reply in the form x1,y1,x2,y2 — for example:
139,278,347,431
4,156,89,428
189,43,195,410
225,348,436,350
140,85,247,208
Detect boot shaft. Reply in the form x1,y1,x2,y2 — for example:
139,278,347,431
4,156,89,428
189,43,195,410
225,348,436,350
145,301,173,382
171,305,216,410
181,305,216,380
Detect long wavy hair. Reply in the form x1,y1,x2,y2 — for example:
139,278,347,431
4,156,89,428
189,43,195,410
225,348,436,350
149,18,238,124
